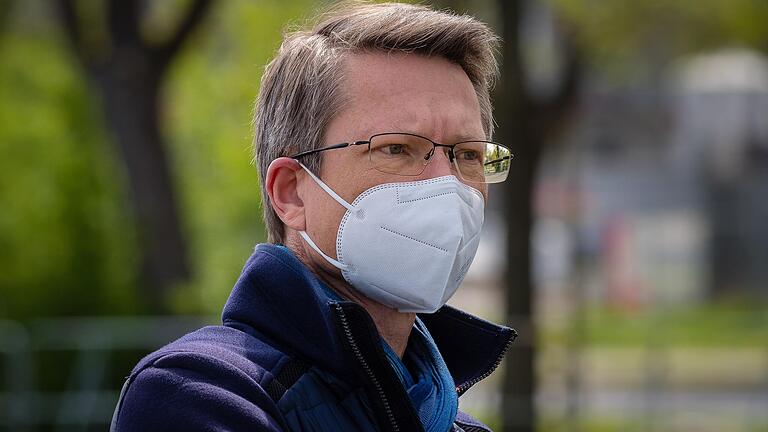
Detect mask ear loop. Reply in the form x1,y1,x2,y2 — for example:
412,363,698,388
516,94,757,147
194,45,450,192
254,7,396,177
297,162,356,212
295,161,353,271
298,231,350,271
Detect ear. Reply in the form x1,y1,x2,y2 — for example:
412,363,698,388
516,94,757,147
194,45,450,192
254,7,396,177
266,157,306,231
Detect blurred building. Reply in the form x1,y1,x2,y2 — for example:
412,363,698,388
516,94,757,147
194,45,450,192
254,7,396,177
675,48,768,297
536,47,768,308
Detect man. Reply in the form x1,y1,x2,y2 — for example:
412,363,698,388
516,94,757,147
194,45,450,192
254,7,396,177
111,2,516,431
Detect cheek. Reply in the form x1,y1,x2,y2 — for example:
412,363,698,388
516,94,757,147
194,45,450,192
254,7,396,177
320,152,386,204
305,188,347,240
305,174,383,253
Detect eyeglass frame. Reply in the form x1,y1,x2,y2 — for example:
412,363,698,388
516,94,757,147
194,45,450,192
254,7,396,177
289,132,512,183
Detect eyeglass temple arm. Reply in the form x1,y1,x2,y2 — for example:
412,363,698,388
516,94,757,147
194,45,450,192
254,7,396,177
290,141,369,159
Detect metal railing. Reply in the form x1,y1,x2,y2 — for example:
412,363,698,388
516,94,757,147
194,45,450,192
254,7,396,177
0,317,216,432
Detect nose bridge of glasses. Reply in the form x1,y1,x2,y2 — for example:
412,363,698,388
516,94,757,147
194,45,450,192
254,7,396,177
422,147,458,179
423,142,455,163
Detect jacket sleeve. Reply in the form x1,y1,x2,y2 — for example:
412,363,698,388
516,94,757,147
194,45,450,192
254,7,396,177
112,353,286,432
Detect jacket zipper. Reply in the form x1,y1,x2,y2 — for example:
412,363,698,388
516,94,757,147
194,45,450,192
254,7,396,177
456,333,515,396
334,304,400,432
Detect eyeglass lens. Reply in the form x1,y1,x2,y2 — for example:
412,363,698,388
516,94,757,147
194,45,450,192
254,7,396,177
367,133,511,184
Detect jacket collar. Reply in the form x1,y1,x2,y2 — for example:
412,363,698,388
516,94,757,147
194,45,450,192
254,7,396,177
221,243,516,390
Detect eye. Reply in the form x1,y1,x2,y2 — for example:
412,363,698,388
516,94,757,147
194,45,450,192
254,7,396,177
383,144,407,155
457,149,480,161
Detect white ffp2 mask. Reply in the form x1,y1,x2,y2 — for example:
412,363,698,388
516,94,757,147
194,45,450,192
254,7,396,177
298,163,485,313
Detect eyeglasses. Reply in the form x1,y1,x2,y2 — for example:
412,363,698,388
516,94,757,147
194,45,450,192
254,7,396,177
290,132,513,184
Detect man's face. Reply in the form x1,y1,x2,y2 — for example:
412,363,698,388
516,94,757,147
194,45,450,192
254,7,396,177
297,52,487,268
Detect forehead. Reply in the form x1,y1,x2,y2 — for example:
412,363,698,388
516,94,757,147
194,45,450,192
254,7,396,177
333,52,484,142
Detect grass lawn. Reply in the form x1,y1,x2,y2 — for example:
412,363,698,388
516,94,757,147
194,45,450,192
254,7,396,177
542,299,768,347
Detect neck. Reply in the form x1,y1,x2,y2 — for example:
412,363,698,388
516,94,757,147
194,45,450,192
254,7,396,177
286,234,415,358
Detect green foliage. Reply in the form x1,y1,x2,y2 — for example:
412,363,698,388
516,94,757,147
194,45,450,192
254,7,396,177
552,0,768,79
542,300,768,347
166,0,317,313
0,25,137,318
0,0,319,319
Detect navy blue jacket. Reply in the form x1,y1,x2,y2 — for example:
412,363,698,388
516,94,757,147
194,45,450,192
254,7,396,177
111,244,516,431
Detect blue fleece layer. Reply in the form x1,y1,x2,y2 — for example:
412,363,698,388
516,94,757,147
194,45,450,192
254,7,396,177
312,252,459,432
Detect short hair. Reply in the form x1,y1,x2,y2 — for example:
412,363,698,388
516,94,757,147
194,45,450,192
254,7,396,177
253,1,500,243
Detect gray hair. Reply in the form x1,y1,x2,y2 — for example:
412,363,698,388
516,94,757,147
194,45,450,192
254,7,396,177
253,1,500,243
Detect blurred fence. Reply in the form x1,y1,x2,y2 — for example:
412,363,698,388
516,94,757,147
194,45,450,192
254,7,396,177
536,344,768,431
457,280,768,432
2,314,768,431
0,317,215,431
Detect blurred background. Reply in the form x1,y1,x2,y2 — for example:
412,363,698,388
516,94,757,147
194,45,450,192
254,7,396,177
0,0,766,431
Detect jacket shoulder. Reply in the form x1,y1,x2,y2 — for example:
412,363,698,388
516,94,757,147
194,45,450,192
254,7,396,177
113,325,290,432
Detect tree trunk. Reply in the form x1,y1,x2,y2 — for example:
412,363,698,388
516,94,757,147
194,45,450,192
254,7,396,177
496,0,582,430
54,0,212,312
496,1,537,429
499,89,541,432
95,57,189,313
